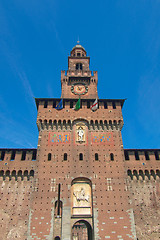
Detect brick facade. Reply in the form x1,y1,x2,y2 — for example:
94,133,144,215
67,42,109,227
0,44,160,240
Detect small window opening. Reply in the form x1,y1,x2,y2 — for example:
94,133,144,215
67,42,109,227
24,170,28,177
64,153,67,161
76,63,82,70
156,170,160,177
104,101,108,109
127,170,133,180
79,153,83,161
21,151,26,161
112,102,116,109
11,170,16,177
110,153,114,161
48,153,52,161
124,150,129,160
53,100,56,108
135,151,139,160
0,151,5,161
0,170,4,177
145,151,150,160
11,151,15,161
95,153,99,161
77,52,81,57
70,101,73,108
155,151,159,160
87,101,90,109
6,170,10,176
44,101,48,108
32,150,37,161
30,170,34,177
145,170,150,179
18,170,22,177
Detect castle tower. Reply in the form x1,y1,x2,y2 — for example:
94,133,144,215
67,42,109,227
1,43,160,239
32,43,137,240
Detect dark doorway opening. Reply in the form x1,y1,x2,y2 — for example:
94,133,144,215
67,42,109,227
55,237,60,240
72,220,92,240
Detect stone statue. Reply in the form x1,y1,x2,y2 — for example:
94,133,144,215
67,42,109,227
77,126,84,141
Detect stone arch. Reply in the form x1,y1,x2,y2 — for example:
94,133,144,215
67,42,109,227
73,119,89,144
54,237,60,240
71,219,92,240
54,200,63,218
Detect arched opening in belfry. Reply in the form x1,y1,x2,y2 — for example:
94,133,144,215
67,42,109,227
71,220,92,240
76,63,83,70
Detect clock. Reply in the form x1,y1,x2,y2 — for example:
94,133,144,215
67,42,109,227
71,83,88,95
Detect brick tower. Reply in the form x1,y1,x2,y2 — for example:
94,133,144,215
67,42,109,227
33,43,136,240
1,43,160,240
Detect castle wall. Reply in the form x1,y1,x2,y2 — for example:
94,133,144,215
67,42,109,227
0,149,37,240
125,150,160,240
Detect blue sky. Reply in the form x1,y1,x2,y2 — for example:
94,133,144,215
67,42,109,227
0,0,160,149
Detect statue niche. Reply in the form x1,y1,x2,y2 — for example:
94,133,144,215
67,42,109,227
75,122,87,144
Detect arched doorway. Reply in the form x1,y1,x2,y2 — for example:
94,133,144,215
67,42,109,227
55,237,60,240
72,220,92,240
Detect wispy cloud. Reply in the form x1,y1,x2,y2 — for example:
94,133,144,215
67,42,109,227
17,71,35,103
0,39,35,104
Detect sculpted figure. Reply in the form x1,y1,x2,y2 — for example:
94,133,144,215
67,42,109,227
77,126,84,141
73,188,89,202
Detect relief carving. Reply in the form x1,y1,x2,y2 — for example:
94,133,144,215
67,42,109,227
73,188,90,203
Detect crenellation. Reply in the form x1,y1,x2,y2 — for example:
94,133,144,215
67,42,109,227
124,149,160,162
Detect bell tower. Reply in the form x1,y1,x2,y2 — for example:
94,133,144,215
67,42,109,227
61,42,98,99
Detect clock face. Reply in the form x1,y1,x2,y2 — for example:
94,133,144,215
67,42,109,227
71,83,88,95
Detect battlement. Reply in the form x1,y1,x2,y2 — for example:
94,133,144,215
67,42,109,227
0,148,37,182
35,98,125,110
0,148,37,162
124,149,160,161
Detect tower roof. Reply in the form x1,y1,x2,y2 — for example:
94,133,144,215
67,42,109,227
72,44,86,52
71,41,87,55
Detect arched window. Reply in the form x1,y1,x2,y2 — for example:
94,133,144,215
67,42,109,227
95,153,98,161
64,153,67,161
24,170,28,176
48,153,52,161
18,170,22,177
30,170,34,177
79,153,83,161
127,170,133,180
54,200,63,218
76,63,82,70
0,170,4,177
110,153,114,161
11,170,16,177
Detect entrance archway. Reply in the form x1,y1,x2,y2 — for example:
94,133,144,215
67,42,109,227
71,220,92,240
55,237,60,240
